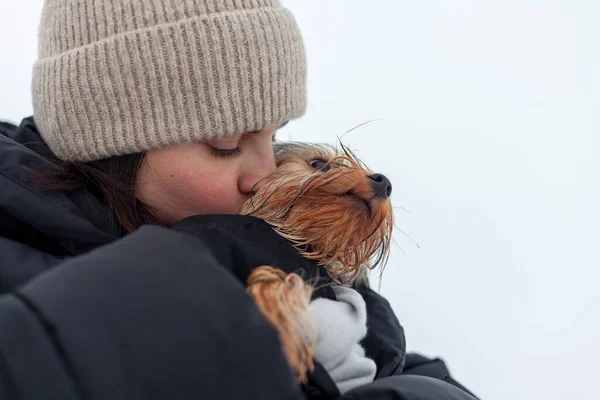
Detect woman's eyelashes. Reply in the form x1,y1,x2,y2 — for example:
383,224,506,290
209,127,279,159
210,146,242,158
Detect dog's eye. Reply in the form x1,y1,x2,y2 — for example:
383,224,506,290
309,158,331,172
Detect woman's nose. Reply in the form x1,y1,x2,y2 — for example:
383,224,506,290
239,152,277,195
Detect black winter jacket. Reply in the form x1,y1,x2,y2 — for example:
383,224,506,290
0,118,478,400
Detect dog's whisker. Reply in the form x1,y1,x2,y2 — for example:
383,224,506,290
394,245,407,258
393,206,412,214
392,224,420,249
337,141,369,171
338,119,384,140
389,235,407,257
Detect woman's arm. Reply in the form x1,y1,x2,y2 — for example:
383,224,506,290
0,225,304,400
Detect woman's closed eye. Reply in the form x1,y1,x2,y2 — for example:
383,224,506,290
208,123,284,159
208,134,243,158
210,146,242,158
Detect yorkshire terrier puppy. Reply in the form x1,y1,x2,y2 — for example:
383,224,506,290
241,142,393,383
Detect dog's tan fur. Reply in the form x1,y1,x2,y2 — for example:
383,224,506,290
242,142,393,382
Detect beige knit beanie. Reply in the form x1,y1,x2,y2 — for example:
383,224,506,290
32,0,307,162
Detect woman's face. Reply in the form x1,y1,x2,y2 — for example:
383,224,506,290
136,123,283,225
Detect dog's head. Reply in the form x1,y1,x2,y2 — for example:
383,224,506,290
242,142,393,283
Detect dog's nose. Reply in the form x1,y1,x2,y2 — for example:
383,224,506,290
367,173,392,199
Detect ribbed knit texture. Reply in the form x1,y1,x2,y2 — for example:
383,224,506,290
32,0,307,162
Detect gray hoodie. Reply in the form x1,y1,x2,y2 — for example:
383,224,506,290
308,286,377,394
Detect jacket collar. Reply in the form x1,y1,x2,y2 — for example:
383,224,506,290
0,117,120,255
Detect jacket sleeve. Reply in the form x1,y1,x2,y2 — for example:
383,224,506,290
0,225,304,400
356,287,479,399
401,354,479,399
357,287,407,377
340,375,478,400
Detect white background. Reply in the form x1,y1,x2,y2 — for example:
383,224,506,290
1,1,599,399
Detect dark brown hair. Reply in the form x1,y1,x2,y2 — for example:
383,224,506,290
36,153,162,233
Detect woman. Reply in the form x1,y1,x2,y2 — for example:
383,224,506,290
0,1,477,399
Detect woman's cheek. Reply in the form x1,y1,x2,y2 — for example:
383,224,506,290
173,174,238,214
